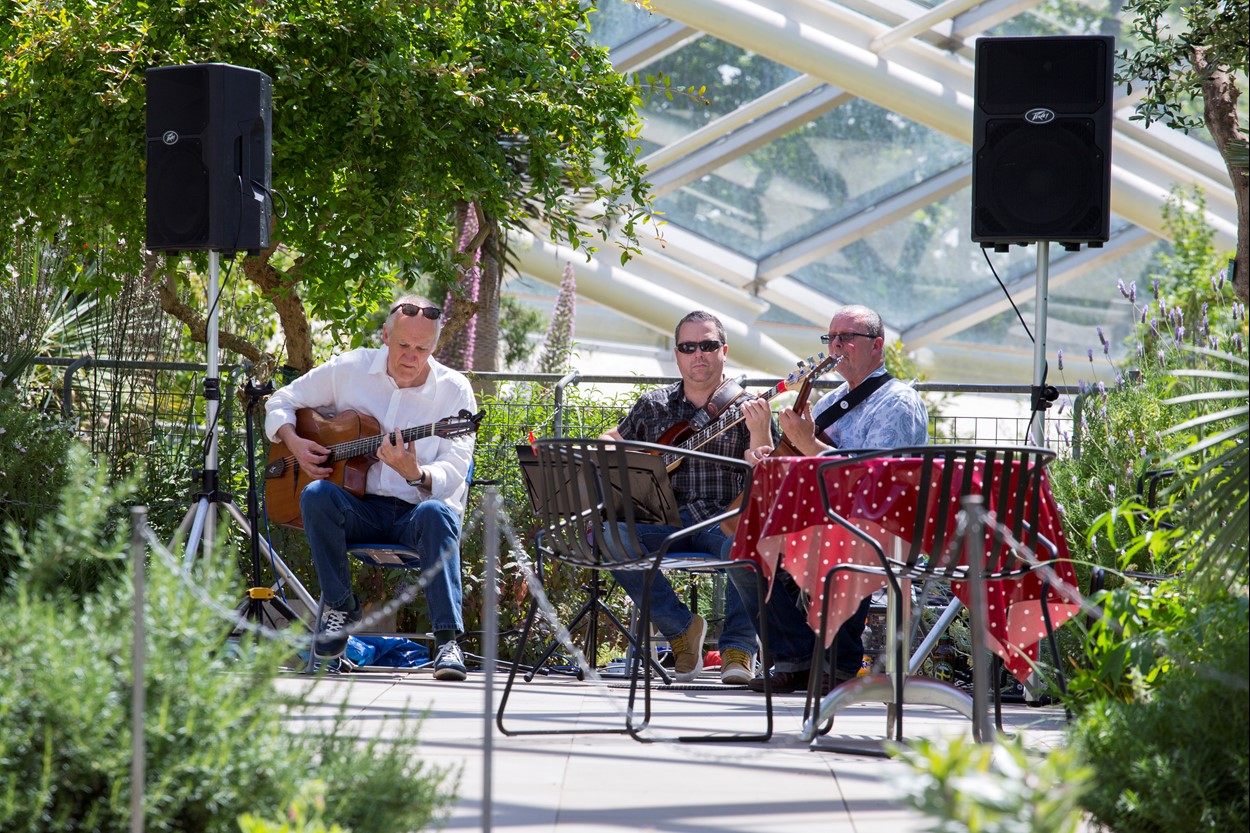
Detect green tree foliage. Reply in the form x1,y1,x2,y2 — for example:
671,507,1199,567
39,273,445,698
0,0,654,370
1117,0,1250,302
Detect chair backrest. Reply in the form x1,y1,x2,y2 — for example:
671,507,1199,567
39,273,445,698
817,444,1056,576
530,437,751,570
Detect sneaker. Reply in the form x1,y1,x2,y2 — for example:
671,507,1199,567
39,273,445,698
668,614,707,682
314,604,361,659
719,648,755,685
433,640,468,681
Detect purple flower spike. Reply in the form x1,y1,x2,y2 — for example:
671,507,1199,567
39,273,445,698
1116,372,1124,388
1087,348,1094,362
1153,278,1160,296
1141,307,1148,324
1117,279,1128,298
1218,269,1226,290
1097,326,1107,346
1175,325,1185,341
1057,349,1064,370
1137,342,1144,358
1129,281,1137,303
1097,381,1106,396
1128,428,1135,444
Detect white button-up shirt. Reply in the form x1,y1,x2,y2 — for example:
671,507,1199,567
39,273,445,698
264,347,478,516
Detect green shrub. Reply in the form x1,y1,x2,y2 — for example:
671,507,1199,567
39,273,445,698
0,446,454,833
1071,592,1249,832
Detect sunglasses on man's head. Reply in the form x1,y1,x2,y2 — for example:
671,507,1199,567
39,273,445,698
390,303,442,320
676,340,724,354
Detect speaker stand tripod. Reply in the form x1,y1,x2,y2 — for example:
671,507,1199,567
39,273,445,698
173,250,317,625
1028,242,1060,447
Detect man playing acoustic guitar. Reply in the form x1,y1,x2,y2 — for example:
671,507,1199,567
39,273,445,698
264,295,478,680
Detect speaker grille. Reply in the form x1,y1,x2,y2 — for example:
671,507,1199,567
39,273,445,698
975,120,1104,236
147,139,210,246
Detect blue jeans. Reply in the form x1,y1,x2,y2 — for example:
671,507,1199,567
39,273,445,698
727,566,869,676
609,511,757,655
300,479,464,634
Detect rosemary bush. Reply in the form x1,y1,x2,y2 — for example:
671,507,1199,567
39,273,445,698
0,447,453,833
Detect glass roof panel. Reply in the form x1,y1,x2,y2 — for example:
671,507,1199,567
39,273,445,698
635,38,801,152
953,239,1167,364
786,186,1120,331
656,100,969,258
584,2,664,50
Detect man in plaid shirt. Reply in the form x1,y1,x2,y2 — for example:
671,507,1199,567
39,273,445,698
600,310,769,685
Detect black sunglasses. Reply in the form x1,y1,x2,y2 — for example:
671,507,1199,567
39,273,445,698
676,340,724,354
390,303,442,320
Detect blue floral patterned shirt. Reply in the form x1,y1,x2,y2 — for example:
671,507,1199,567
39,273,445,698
810,365,929,451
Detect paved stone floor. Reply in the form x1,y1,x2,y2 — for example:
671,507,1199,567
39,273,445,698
277,664,1078,832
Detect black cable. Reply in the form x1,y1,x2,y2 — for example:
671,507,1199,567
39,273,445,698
981,246,1033,344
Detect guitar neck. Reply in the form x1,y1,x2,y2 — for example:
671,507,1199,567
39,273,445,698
662,382,787,466
328,423,440,463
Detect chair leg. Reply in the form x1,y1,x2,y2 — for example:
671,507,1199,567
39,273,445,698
496,596,540,736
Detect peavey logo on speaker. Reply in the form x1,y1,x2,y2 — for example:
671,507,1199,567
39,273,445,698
1024,108,1056,125
162,130,179,145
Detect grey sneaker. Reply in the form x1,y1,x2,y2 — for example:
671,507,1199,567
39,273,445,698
314,604,361,659
433,640,468,681
668,614,707,682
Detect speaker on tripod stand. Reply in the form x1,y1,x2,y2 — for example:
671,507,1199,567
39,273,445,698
970,35,1115,446
145,63,315,631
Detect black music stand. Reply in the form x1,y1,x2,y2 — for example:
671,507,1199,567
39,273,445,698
515,444,638,680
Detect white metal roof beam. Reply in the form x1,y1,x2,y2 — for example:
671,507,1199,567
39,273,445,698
648,84,853,196
609,19,703,74
951,0,1047,40
758,161,973,278
513,232,799,371
900,227,1155,348
870,0,986,54
640,73,825,174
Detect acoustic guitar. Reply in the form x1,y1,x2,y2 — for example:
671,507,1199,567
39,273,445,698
656,353,838,474
264,407,484,529
720,353,841,535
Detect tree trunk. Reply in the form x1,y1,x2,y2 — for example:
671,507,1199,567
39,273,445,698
472,215,503,383
1199,50,1249,302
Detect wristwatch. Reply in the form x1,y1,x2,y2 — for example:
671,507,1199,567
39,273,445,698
406,470,431,489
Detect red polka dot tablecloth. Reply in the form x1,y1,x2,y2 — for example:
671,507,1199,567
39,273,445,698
729,455,1079,683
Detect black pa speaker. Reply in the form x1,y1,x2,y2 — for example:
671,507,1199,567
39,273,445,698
146,63,272,254
971,36,1113,247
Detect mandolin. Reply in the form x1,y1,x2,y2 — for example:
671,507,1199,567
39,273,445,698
658,354,839,473
264,407,483,529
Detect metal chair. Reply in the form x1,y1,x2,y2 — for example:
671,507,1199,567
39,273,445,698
803,444,1068,750
496,437,773,743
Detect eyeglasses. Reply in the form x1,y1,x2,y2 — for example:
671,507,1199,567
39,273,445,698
389,303,442,320
821,331,875,345
675,340,724,354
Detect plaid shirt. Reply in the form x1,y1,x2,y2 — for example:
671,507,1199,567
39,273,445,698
616,380,755,525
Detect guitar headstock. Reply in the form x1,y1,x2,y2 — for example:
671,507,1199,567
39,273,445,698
777,352,841,390
436,409,486,438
